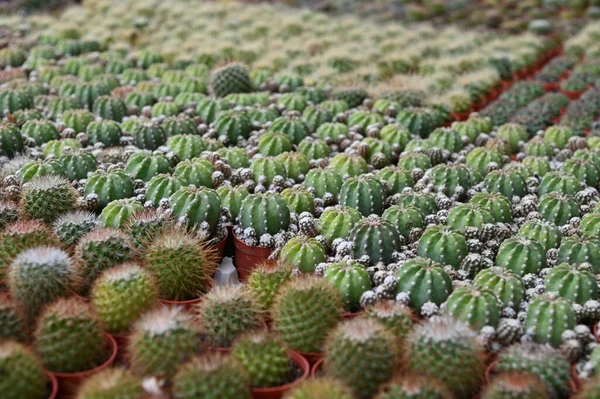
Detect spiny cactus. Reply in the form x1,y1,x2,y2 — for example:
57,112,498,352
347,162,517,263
281,186,315,215
580,213,600,239
280,236,327,273
246,261,292,314
16,158,65,184
524,292,575,347
481,372,551,399
19,175,77,223
428,164,473,199
538,193,580,227
418,226,467,269
238,193,291,237
84,169,134,210
250,156,287,186
214,110,252,143
0,293,25,341
330,153,369,178
544,263,598,305
538,172,582,197
394,257,453,313
303,168,344,199
278,152,310,183
272,275,343,353
484,169,527,200
377,167,413,195
60,149,98,180
145,174,185,207
75,368,144,399
169,185,222,234
443,286,501,330
349,215,402,265
375,374,454,399
284,378,354,399
173,158,215,188
125,151,170,182
517,219,561,251
209,63,253,97
86,120,122,147
324,259,372,312
557,236,600,272
0,341,47,399
495,236,547,277
446,203,495,233
216,185,249,222
0,122,24,158
258,132,293,156
339,175,387,217
473,267,524,310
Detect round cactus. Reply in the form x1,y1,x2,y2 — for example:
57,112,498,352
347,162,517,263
250,156,287,186
280,236,327,273
128,306,203,379
396,107,438,138
496,123,529,153
280,186,315,215
324,318,398,399
60,150,98,180
382,204,424,238
580,213,600,238
0,293,25,341
347,110,384,131
544,125,574,149
246,262,292,314
0,89,33,118
21,120,60,145
374,374,453,399
518,219,561,251
86,120,122,147
196,97,231,123
315,122,349,142
339,175,387,217
34,297,106,373
258,132,293,156
561,158,600,188
443,286,501,330
43,139,81,159
557,236,600,271
473,267,524,310
99,198,143,229
481,372,551,399
278,93,307,112
365,300,414,341
428,164,473,199
272,275,343,353
349,215,402,265
324,259,371,312
16,159,65,184
151,101,180,118
525,137,554,157
446,203,495,233
0,341,47,399
395,191,438,216
398,152,432,171
209,63,253,97
544,262,598,305
217,147,249,169
213,110,251,143
495,236,546,277
61,109,95,133
131,122,167,150
418,226,467,269
0,122,24,158
466,147,504,175
394,257,453,312
362,137,392,165
216,185,249,221
93,95,127,122
269,115,311,145
330,153,369,178
173,158,214,187
238,193,291,237
429,127,463,153
332,88,367,109
75,368,143,399
523,156,552,177
70,81,111,110
318,206,363,243
125,151,170,182
304,168,344,199
84,169,134,210
124,209,170,249
538,172,582,196
19,176,77,223
169,185,222,233
484,169,527,200
538,193,580,226
284,378,354,399
376,166,413,195
524,292,575,347
173,353,251,399
379,124,411,152
161,116,197,137
145,174,185,207
297,138,330,161
277,152,310,183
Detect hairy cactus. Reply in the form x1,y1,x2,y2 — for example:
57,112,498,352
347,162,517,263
209,63,253,97
84,170,134,210
238,193,291,237
195,285,262,348
418,226,467,268
280,236,327,273
169,185,222,234
75,368,143,399
394,257,453,312
324,259,372,312
375,374,453,399
52,211,100,248
19,176,77,223
91,263,158,334
443,286,501,330
481,372,551,399
34,298,106,373
518,219,561,251
495,236,546,277
349,215,402,265
272,275,343,353
473,267,524,310
365,300,414,342
524,292,575,347
246,262,292,314
304,168,344,199
538,193,580,226
339,175,387,217
0,341,47,399
0,293,25,341
557,236,600,271
284,378,353,399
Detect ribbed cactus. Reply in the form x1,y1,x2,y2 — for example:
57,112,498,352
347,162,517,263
269,115,311,145
404,317,486,398
380,205,423,238
195,285,262,348
151,101,180,118
398,152,432,171
246,262,292,314
557,236,600,271
481,372,551,399
429,127,463,153
304,168,344,199
544,263,598,305
173,353,251,399
60,150,98,180
217,147,249,169
0,341,47,399
561,159,600,188
538,172,582,196
84,169,134,210
278,152,310,183
544,125,574,149
258,132,293,156
53,211,100,248
0,122,24,158
394,257,452,312
297,138,330,161
173,159,214,188
238,193,291,237
330,153,369,178
131,122,166,151
324,318,398,399
538,193,580,226
375,374,453,399
428,164,473,199
518,219,561,251
61,109,95,133
281,186,315,215
125,151,170,182
446,203,495,233
494,343,571,399
377,167,413,195
443,286,501,330
43,138,81,157
250,156,287,186
169,185,222,234
324,259,372,312
216,185,249,222
0,293,25,341
280,236,327,273
349,215,402,265
347,110,384,131
0,89,33,118
145,174,185,207
284,378,354,399
315,122,349,142
580,212,600,238
161,116,198,138
396,191,438,216
75,368,143,399
86,120,122,147
17,159,65,184
339,175,387,217
466,147,504,175
523,156,552,177
93,95,127,122
396,107,438,138
144,229,217,301
34,297,106,373
495,236,546,277
418,226,467,269
497,123,529,153
128,306,203,379
484,169,527,200
209,63,253,97
214,110,251,143
473,267,524,310
524,292,575,347
91,262,158,334
365,300,414,341
272,275,342,353
19,176,77,223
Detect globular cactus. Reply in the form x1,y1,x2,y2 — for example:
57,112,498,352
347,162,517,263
74,228,134,293
214,110,251,143
124,151,170,182
86,120,122,147
544,125,574,149
365,300,414,342
92,95,127,122
238,193,291,237
124,209,171,249
128,306,203,379
443,286,501,330
0,341,47,399
34,298,106,373
418,226,467,269
404,317,486,398
284,378,354,399
523,156,552,177
280,236,327,273
538,193,580,226
45,96,80,121
381,205,423,238
53,211,100,248
75,368,144,399
544,263,598,305
272,275,343,353
145,174,185,207
250,156,287,186
0,293,25,341
258,132,293,156
495,236,546,277
466,147,504,175
557,236,600,271
332,87,367,109
84,169,134,210
71,81,111,110
481,372,551,399
19,176,77,223
0,201,17,230
580,213,600,238
216,185,249,222
446,203,495,233
396,107,439,138
361,138,392,166
151,101,180,118
246,262,292,314
165,135,209,161
144,229,217,301
496,123,529,153
209,63,253,97
484,169,527,200
395,191,438,216
429,127,463,153
494,343,571,399
538,172,582,196
217,147,249,169
0,89,33,118
169,185,222,234
277,152,310,183
269,115,311,145
161,116,198,138
0,122,24,158
17,159,65,184
196,97,232,124
375,374,454,399
195,285,262,348
281,186,315,215
518,219,561,251
428,164,473,199
339,175,387,217
349,215,402,265
330,153,369,178
376,166,413,195
398,152,432,171
303,168,344,199
324,318,398,399
394,257,453,313
347,110,384,131
318,206,362,243
324,259,372,312
315,122,349,142
61,109,95,133
91,262,158,334
561,159,600,189
174,158,215,188
173,353,251,399
473,267,524,310
524,292,575,347
131,122,167,150
297,138,330,161
60,150,98,180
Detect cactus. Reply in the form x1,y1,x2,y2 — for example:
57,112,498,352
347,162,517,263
99,199,143,229
481,372,551,399
131,122,167,150
61,109,95,133
418,226,467,269
561,159,600,188
544,125,574,149
446,203,495,233
296,138,329,161
332,88,367,108
466,147,504,175
277,152,310,183
281,186,314,215
91,95,127,122
128,306,203,379
278,93,307,112
301,105,331,131
375,374,453,399
60,150,98,180
538,172,582,196
428,164,473,199
284,378,354,399
429,127,463,153
272,275,343,353
216,185,249,221
145,174,185,207
174,158,215,188
0,122,23,158
538,193,580,226
330,153,369,178
443,286,501,330
394,257,452,312
209,63,253,97
304,168,344,199
544,262,598,305
70,81,111,110
280,236,326,273
518,219,561,251
86,120,122,147
238,193,291,237
324,318,398,399
84,169,134,210
144,229,217,301
161,116,197,138
396,107,439,138
557,236,600,271
496,123,528,153
404,317,486,398
196,285,262,348
484,169,527,200
231,330,292,388
315,122,349,142
349,215,402,265
495,236,546,277
318,206,363,243
246,262,292,314
75,368,143,399
125,150,170,181
398,152,432,171
151,101,180,118
196,97,232,123
250,156,287,186
269,115,311,145
324,259,372,312
339,175,387,217
52,212,98,249
473,267,524,310
0,89,33,118
524,292,575,347
523,156,552,177
377,167,413,195
524,137,554,157
34,297,106,373
395,191,438,216
494,343,570,399
173,353,251,399
169,185,222,233
21,120,60,146
16,159,65,184
379,124,411,152
0,293,25,341
19,175,77,223
214,110,251,143
580,213,600,238
380,206,423,239
124,209,171,249
0,341,47,399
258,132,293,156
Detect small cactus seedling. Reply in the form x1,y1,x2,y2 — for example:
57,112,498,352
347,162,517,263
0,341,47,399
75,368,144,399
53,211,101,248
19,175,77,224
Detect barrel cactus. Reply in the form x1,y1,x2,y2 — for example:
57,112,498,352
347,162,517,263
428,164,473,199
349,215,402,265
484,169,527,200
280,236,327,273
382,205,424,238
250,156,287,186
19,175,77,223
538,171,582,196
557,236,600,271
145,174,185,207
173,158,215,188
318,206,363,243
86,120,122,147
209,63,253,97
93,95,127,122
339,175,387,216
524,292,575,347
538,193,580,226
330,153,369,178
60,150,98,180
518,219,561,251
304,168,343,199
125,150,171,182
418,226,467,269
375,374,453,399
481,372,551,399
394,257,453,312
169,185,222,234
446,203,495,233
473,267,524,310
246,262,292,314
284,378,354,399
238,193,291,237
376,166,413,195
443,285,501,330
75,368,143,399
0,122,23,158
84,169,134,210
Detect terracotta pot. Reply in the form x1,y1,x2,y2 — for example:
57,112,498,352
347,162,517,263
543,82,560,92
159,295,204,311
233,231,273,281
311,358,324,378
552,115,562,125
297,351,323,367
501,80,513,91
251,351,310,399
208,231,228,263
562,90,584,100
49,333,117,397
45,371,58,399
451,111,470,122
108,332,128,364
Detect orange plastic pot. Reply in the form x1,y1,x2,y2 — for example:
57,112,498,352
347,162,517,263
251,351,310,399
563,90,585,100
451,111,470,122
233,231,273,281
311,358,324,378
45,372,58,399
49,333,117,397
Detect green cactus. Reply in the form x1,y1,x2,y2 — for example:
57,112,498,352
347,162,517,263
173,353,251,399
16,159,65,184
238,193,291,237
60,149,98,180
495,236,546,277
396,107,439,138
0,89,33,118
51,212,98,249
330,153,369,178
394,257,452,312
524,292,575,347
91,95,127,122
580,213,600,238
446,203,495,233
315,122,349,142
518,219,561,251
161,116,197,137
496,123,529,153
173,158,214,188
169,185,222,233
481,372,551,399
250,156,287,186
124,209,171,249
418,226,467,269
332,88,367,108
209,63,253,97
339,175,387,217
86,120,122,147
324,259,372,312
258,132,293,156
349,215,402,265
21,120,60,146
272,275,343,353
99,199,143,229
544,262,598,305
284,378,353,399
75,368,144,399
524,137,554,157
279,236,326,272
216,185,249,221
214,110,251,144
0,293,25,341
269,115,311,145
277,152,310,183
246,262,292,314
523,156,552,177
557,236,600,271
0,122,24,158
0,341,48,399
316,206,361,243
128,306,203,379
125,151,170,182
443,286,501,330
398,152,432,171
217,147,249,169
302,105,332,131
382,205,424,238
544,125,575,149
145,174,185,207
429,127,463,153
42,138,81,157
376,167,413,195
379,124,411,152
538,172,582,196
538,193,580,226
429,164,473,199
561,158,600,188
278,93,307,112
374,374,453,399
150,101,180,118
281,186,315,214
19,176,77,223
84,169,134,210
466,147,504,175
131,122,167,150
395,191,438,216
61,109,95,133
304,168,344,199
473,267,524,310
347,110,384,131
196,97,231,123
484,169,527,200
